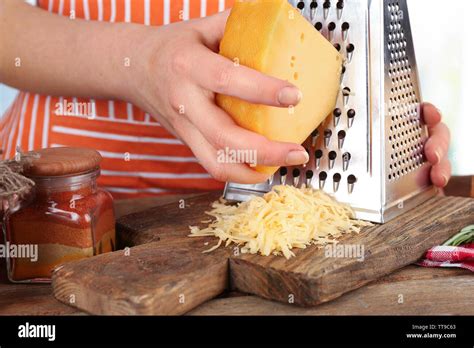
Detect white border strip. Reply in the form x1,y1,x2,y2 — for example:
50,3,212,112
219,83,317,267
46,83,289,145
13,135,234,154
52,125,183,145
101,169,211,179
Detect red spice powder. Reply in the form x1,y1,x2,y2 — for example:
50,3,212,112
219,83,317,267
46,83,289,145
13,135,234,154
6,182,115,282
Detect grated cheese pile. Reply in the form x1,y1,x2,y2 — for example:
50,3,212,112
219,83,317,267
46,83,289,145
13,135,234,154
189,185,372,259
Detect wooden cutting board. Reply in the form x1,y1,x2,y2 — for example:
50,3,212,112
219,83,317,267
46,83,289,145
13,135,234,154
52,193,474,314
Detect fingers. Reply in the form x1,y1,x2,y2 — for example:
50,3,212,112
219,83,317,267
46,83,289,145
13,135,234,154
422,102,452,187
422,102,442,128
183,90,308,167
190,47,302,107
172,115,270,184
424,122,450,165
430,156,451,188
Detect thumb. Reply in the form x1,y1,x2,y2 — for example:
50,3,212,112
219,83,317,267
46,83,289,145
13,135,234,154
196,9,231,51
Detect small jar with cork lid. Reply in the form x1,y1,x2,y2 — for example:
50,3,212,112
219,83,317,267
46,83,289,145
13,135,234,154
3,147,116,283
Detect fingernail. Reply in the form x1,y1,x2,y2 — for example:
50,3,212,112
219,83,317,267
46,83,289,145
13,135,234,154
286,150,309,166
278,87,303,106
434,150,441,165
441,174,449,188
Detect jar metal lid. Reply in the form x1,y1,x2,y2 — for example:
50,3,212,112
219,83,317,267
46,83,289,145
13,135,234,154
24,147,102,177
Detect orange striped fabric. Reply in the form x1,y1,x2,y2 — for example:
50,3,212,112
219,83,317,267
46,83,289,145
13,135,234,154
1,0,235,198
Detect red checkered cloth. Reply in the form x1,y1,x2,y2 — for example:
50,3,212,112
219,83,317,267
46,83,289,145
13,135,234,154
416,243,474,272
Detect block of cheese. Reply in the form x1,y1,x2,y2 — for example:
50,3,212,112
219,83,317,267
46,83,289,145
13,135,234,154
216,0,342,174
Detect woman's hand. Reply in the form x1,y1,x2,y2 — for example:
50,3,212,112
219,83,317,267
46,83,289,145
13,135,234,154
128,11,308,184
422,103,451,188
2,2,307,185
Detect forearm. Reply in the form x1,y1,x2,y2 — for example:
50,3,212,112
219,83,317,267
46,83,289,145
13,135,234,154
0,0,148,101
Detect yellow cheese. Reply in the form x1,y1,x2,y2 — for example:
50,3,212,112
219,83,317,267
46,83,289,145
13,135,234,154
217,0,342,174
189,185,371,259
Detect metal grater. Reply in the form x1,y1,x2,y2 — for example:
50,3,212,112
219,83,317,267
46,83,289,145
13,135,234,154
223,0,437,223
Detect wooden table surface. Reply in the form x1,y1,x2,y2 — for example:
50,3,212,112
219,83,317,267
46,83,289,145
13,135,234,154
0,177,473,316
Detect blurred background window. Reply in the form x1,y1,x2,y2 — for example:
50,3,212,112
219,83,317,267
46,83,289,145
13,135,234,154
0,85,18,120
408,0,473,175
1,0,473,174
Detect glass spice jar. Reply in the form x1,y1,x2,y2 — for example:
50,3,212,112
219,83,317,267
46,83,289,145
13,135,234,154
3,147,115,283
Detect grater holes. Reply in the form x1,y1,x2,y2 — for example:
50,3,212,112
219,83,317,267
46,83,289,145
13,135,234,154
342,152,351,171
347,109,356,127
295,2,360,194
388,102,425,181
387,1,424,182
333,173,341,192
292,168,301,186
347,175,357,184
347,175,356,193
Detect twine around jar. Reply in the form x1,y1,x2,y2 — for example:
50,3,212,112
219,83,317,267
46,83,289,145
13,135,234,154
0,147,39,212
